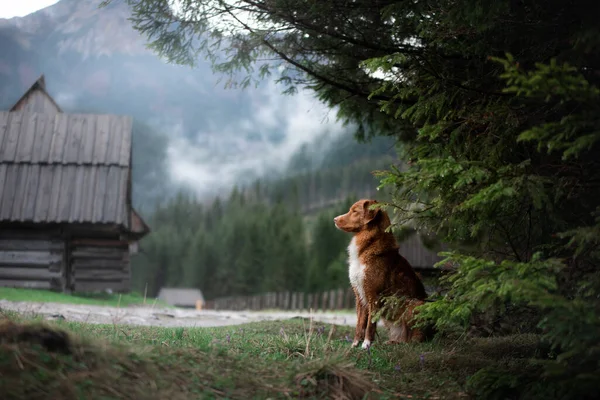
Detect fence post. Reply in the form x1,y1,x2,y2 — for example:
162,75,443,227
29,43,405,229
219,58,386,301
299,292,305,311
291,292,297,310
329,289,336,310
345,288,354,309
276,292,282,309
321,291,328,312
336,288,344,309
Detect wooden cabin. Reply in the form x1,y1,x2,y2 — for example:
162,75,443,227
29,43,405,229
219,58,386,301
158,288,205,309
398,233,446,272
0,75,150,293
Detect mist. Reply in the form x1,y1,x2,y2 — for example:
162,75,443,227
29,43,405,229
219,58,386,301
163,80,347,198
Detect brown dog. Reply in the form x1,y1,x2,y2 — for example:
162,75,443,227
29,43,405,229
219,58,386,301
334,199,428,349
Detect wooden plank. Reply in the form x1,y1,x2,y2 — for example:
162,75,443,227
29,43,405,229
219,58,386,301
0,112,8,161
0,267,61,280
10,163,29,220
0,165,17,220
49,113,68,163
31,113,50,162
32,164,52,222
93,167,108,223
64,114,84,164
70,248,126,259
71,239,129,247
46,165,65,222
336,288,344,309
0,165,7,208
73,269,128,281
0,279,51,289
0,228,60,240
0,228,61,240
119,116,132,167
93,115,111,164
328,289,335,310
58,165,77,222
68,165,85,222
115,168,128,225
0,239,62,251
104,166,120,223
1,112,23,163
80,167,97,222
107,116,122,165
72,259,126,269
15,112,36,162
291,292,297,310
21,164,40,221
74,280,129,293
80,115,96,162
0,250,61,265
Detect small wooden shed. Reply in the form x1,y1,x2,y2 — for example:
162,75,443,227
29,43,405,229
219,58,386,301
0,75,150,293
158,288,205,309
398,234,445,272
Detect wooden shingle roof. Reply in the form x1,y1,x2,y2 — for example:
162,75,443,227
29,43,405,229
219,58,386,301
0,111,133,227
9,75,63,114
158,288,205,307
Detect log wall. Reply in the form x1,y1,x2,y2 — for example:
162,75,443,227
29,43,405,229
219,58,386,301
0,232,66,290
69,239,130,293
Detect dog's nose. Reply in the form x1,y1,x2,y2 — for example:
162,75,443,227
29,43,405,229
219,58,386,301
333,217,338,223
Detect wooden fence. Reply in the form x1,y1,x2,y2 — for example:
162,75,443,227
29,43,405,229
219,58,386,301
203,288,356,311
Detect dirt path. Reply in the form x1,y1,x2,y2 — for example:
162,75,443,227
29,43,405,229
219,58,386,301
0,299,356,328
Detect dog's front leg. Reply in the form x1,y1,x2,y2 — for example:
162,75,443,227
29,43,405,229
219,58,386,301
352,294,368,347
362,301,378,349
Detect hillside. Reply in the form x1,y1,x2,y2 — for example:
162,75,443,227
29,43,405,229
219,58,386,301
0,0,348,205
130,132,409,299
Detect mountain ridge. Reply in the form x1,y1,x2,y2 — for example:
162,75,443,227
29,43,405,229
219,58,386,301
0,0,350,203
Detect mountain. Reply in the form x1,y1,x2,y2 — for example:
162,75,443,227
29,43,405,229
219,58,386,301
0,0,347,205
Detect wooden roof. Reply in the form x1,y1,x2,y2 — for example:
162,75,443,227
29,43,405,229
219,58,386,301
158,288,205,306
0,111,133,227
0,76,150,236
9,75,63,114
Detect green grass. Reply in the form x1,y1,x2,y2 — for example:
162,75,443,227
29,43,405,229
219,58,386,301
0,288,168,308
0,310,552,400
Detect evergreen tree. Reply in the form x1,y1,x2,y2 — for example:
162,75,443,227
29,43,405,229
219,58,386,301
116,0,600,395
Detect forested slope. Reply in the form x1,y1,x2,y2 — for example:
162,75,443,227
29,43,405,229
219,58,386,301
131,133,401,299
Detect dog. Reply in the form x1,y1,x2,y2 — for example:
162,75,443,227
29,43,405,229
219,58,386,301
334,199,428,349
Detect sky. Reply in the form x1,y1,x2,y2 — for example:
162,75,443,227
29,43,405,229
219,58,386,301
0,0,59,18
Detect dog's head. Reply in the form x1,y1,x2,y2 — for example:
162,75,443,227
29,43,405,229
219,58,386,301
333,199,391,233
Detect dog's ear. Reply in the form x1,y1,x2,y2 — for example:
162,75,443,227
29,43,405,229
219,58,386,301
363,200,381,224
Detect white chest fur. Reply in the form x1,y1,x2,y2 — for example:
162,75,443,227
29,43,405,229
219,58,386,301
348,237,367,306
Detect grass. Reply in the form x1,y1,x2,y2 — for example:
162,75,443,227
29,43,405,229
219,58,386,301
0,288,168,308
0,309,552,400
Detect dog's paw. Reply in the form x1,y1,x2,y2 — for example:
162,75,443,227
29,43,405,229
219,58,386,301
385,339,400,345
351,339,360,348
361,339,372,350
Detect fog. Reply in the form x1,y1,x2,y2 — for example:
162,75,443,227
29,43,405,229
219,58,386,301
162,81,347,197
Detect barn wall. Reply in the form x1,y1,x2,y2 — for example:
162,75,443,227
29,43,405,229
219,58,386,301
69,238,131,293
0,229,66,290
